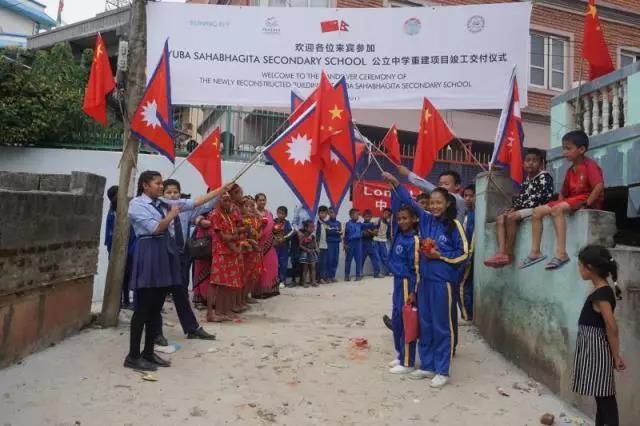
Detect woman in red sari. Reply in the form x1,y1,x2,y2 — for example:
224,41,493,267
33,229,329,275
208,192,243,322
254,193,279,298
240,196,264,306
192,216,212,309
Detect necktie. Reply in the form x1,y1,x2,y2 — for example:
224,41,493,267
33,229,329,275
173,215,184,248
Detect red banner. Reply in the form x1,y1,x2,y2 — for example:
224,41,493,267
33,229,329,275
352,180,421,214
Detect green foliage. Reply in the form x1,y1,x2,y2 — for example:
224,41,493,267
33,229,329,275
0,43,121,146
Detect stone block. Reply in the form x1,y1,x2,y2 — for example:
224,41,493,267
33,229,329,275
0,171,39,191
38,174,71,192
69,172,106,196
0,292,42,366
40,278,92,346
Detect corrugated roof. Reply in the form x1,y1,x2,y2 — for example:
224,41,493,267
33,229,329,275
0,0,56,28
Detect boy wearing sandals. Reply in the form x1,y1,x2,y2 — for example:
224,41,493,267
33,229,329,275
485,148,553,268
519,131,604,270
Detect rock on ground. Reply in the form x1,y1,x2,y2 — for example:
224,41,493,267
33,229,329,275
0,278,588,425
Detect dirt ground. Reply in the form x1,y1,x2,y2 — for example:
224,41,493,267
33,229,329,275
0,277,589,426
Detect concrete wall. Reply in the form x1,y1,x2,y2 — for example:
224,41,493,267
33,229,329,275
474,171,639,425
0,8,36,36
0,171,105,368
0,147,355,301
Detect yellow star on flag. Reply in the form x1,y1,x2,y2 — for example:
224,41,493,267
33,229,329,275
212,137,219,148
329,105,344,120
94,43,103,62
587,4,597,18
423,108,432,123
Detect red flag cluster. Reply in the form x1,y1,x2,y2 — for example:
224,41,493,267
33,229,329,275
264,72,357,214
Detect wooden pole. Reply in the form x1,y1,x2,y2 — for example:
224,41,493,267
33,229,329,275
100,0,146,327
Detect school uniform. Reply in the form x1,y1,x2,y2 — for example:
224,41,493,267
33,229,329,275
458,209,475,322
373,218,391,275
344,220,364,279
392,185,468,376
152,198,217,338
291,206,313,281
105,207,136,307
362,220,381,277
316,219,329,280
325,219,342,280
388,227,420,368
274,218,293,284
127,194,197,360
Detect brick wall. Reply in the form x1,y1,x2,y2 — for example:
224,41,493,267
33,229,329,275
0,171,105,368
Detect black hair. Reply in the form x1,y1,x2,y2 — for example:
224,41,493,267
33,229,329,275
397,205,419,231
277,205,288,215
431,187,458,231
439,170,462,186
163,178,181,193
363,209,372,216
319,205,329,213
562,130,589,150
137,170,162,196
464,184,476,193
255,193,267,201
349,208,360,216
525,148,545,162
302,219,314,230
578,245,618,283
107,185,118,211
416,192,430,201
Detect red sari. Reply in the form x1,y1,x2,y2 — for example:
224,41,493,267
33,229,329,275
241,215,264,284
210,206,243,289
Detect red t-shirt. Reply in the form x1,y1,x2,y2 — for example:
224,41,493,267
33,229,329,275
560,157,604,208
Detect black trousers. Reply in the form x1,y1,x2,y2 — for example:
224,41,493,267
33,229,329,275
595,396,618,426
129,287,168,358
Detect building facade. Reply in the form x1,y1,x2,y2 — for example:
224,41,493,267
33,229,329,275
0,0,55,48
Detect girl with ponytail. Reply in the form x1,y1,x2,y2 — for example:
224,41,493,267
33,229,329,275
572,244,625,426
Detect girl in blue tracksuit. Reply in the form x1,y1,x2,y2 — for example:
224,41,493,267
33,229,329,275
387,205,421,374
325,208,342,282
386,173,468,388
343,208,364,281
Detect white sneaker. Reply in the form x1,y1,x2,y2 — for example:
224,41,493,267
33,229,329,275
409,369,435,380
279,283,285,289
389,365,414,374
388,359,401,368
429,374,449,388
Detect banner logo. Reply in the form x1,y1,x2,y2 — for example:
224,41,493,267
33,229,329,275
467,15,485,33
404,18,421,36
262,17,280,35
321,19,349,33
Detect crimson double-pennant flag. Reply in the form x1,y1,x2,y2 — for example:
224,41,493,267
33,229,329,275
582,0,614,80
82,33,115,126
490,68,524,185
187,127,222,190
130,40,175,162
412,97,454,178
264,104,323,216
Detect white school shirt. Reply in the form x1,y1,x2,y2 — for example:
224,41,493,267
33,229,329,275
318,220,328,250
373,218,388,243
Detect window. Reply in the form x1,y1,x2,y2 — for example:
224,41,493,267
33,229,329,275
620,49,640,68
530,33,568,91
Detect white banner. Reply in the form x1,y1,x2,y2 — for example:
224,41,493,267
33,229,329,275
147,2,531,110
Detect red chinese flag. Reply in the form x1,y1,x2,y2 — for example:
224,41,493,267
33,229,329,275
323,150,352,210
382,124,401,165
322,77,355,168
582,0,614,80
321,20,339,33
490,70,524,185
412,97,454,178
130,40,175,162
187,127,222,190
264,104,323,216
82,33,115,126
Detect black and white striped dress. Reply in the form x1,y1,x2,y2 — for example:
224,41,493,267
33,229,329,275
572,286,617,397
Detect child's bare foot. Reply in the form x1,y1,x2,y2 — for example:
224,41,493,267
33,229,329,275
207,314,230,323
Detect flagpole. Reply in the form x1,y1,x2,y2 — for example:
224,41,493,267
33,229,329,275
573,57,587,131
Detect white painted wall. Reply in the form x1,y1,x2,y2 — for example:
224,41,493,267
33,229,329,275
0,8,36,35
0,146,357,301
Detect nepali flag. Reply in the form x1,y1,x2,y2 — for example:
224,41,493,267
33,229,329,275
264,104,323,216
490,67,524,185
381,124,401,165
290,88,304,114
322,149,353,211
187,127,222,190
130,40,175,162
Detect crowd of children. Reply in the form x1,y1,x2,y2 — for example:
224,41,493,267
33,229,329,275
112,129,625,421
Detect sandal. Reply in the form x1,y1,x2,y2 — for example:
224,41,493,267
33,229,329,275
518,255,547,269
545,256,570,270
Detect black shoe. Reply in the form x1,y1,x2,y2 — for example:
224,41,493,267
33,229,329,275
345,277,351,282
355,276,363,282
382,314,393,331
187,327,216,340
124,355,158,371
154,335,169,347
143,352,171,367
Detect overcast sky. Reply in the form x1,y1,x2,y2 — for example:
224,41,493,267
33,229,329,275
39,1,185,25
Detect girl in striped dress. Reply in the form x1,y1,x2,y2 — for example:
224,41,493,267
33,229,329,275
573,245,626,426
